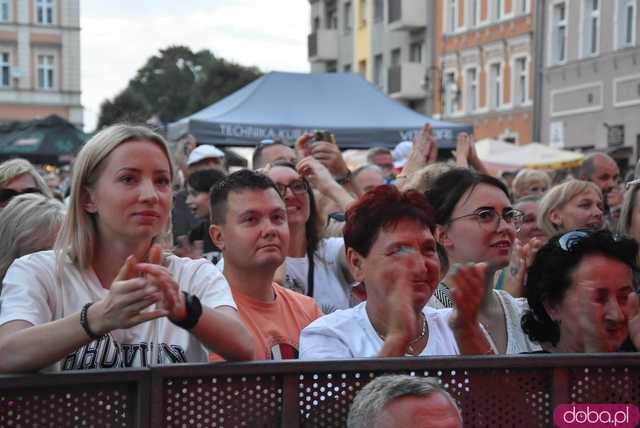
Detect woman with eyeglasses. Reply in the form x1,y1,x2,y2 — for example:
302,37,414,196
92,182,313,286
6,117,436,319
537,180,604,237
522,229,640,353
263,161,353,313
425,168,541,354
0,158,52,208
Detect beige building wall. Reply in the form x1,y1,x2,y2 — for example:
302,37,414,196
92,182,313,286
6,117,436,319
0,0,81,127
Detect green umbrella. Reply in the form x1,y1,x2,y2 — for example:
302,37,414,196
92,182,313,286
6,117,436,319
0,115,88,165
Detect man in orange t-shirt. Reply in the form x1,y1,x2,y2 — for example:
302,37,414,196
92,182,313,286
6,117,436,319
208,170,322,360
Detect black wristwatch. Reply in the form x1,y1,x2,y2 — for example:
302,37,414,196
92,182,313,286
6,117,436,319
170,292,202,331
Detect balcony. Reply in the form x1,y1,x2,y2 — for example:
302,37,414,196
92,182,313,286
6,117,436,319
307,29,338,62
388,63,425,100
387,0,427,31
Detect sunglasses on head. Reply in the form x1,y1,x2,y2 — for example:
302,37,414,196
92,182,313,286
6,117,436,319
0,188,42,205
555,229,624,252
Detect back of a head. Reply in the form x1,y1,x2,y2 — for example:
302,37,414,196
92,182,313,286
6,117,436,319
426,168,510,225
347,375,461,428
344,185,434,257
0,193,65,281
187,168,226,193
404,162,454,194
209,169,279,225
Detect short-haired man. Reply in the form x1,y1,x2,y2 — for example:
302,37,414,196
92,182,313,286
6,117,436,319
252,139,297,169
351,164,385,197
366,147,394,180
209,170,322,360
579,152,620,195
579,152,621,225
347,375,463,428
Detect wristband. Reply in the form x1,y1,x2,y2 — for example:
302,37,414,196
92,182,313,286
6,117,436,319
335,170,352,185
170,292,202,331
80,302,102,340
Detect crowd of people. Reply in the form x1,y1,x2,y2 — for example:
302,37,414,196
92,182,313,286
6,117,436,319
0,122,639,421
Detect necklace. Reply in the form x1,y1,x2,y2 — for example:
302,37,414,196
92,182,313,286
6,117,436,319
375,313,427,356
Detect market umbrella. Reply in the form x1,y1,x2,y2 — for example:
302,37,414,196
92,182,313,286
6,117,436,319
475,139,584,172
0,115,88,165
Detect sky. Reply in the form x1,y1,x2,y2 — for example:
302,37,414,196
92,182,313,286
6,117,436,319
81,1,311,132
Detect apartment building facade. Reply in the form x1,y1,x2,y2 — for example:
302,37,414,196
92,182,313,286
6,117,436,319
0,0,81,127
539,0,639,160
434,0,535,144
308,0,437,115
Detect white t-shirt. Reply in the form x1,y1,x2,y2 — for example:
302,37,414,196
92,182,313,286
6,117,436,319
0,251,236,372
299,302,460,359
284,237,350,313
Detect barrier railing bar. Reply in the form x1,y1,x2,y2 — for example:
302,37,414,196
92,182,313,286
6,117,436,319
281,373,301,428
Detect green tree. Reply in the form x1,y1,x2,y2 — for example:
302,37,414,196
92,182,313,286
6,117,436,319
96,45,262,131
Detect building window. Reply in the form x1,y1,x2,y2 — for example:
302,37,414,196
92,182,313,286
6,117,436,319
390,48,401,66
358,59,367,77
409,41,423,63
552,2,568,64
444,72,458,115
0,52,10,87
344,63,352,72
373,54,383,86
358,0,367,27
445,0,457,33
325,1,338,29
465,67,478,113
582,0,600,56
0,0,10,22
491,0,504,21
313,16,321,32
374,0,383,21
344,2,352,34
617,0,637,48
36,0,53,25
514,57,528,105
488,62,503,110
37,54,54,89
516,0,530,14
466,0,481,27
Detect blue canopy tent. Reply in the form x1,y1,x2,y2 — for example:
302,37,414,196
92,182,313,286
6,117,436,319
168,72,471,150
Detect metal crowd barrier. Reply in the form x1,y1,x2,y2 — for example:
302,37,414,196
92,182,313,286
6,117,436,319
1,354,638,427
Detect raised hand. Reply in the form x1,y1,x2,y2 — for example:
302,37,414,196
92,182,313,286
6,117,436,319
448,262,489,330
138,244,187,322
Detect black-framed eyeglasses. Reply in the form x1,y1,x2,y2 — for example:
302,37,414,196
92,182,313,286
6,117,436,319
0,187,42,206
447,207,524,232
275,179,308,197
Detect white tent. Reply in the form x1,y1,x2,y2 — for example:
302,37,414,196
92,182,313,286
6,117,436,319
475,139,584,172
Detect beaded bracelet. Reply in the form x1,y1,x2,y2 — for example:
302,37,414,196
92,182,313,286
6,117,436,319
80,302,102,340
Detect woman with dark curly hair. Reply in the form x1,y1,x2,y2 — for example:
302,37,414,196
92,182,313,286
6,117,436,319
522,229,640,352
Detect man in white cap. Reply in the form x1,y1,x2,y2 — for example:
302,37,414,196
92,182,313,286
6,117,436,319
187,144,226,174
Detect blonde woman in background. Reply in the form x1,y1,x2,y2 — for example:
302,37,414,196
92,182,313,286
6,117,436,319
617,181,640,245
511,169,551,200
0,158,52,208
0,124,253,373
538,180,603,237
0,193,65,283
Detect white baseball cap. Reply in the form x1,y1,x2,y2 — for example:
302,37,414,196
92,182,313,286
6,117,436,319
187,144,225,166
392,141,413,168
